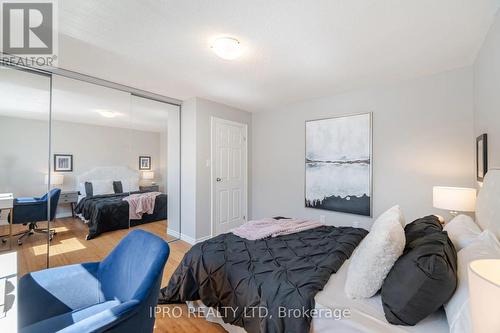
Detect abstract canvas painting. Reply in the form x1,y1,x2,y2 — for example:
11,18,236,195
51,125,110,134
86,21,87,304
305,113,372,216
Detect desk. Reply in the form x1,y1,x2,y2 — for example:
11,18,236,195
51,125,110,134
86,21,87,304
0,252,17,333
0,194,13,251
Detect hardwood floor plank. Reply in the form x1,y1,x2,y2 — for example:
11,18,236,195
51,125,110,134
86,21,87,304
0,217,226,333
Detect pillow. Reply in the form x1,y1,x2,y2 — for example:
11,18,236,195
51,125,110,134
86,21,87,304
381,227,457,325
91,180,114,196
84,182,93,197
121,178,140,192
444,214,482,251
344,205,406,299
404,215,443,244
445,230,500,333
113,181,123,194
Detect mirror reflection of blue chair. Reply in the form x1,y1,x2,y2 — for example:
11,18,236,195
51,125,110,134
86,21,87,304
9,188,61,245
18,229,170,333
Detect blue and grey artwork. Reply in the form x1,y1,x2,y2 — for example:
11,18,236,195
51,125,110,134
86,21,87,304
305,113,372,216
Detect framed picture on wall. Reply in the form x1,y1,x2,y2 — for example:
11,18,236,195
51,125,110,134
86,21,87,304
477,134,488,182
305,113,373,217
139,156,151,170
54,154,73,172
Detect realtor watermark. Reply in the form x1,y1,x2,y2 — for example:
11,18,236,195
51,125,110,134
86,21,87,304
0,0,58,67
151,306,351,321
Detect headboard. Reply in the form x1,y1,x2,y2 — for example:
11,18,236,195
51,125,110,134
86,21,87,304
476,169,500,239
77,166,139,185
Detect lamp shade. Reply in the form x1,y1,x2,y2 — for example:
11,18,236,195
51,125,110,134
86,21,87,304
44,174,64,186
142,171,154,180
468,259,500,333
432,186,476,212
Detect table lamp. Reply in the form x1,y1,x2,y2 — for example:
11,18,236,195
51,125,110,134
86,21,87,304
44,174,64,187
432,186,476,216
468,259,500,333
142,171,155,185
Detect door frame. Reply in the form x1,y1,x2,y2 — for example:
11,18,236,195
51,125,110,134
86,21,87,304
210,117,248,237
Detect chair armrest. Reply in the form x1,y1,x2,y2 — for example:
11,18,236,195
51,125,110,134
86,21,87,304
14,199,45,206
57,300,140,333
19,262,103,328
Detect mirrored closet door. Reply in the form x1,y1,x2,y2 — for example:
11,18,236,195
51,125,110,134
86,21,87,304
51,75,134,264
130,95,181,240
0,63,181,275
48,75,181,269
0,64,51,275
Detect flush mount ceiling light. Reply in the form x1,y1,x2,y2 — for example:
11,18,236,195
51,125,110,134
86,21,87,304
96,110,120,118
211,37,242,60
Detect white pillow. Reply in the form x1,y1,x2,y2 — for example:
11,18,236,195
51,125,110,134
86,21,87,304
444,214,482,251
78,182,87,197
91,180,114,195
344,205,406,299
445,230,500,333
121,178,139,192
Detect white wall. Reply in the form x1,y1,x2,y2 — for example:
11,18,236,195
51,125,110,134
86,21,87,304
51,120,163,191
0,115,163,217
252,67,475,228
475,10,500,170
179,97,252,243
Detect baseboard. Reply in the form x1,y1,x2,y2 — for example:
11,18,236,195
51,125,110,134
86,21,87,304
167,228,211,245
195,235,212,243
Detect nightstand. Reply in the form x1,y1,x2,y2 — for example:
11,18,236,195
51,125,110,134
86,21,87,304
60,191,79,218
139,185,159,192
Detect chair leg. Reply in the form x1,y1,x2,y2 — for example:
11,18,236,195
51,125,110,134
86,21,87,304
33,228,56,241
14,222,56,245
17,230,32,245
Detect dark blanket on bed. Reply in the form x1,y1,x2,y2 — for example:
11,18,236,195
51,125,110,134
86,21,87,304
75,192,167,239
159,226,367,333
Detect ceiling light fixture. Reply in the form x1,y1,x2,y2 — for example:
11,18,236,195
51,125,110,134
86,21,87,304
211,37,242,60
96,110,120,118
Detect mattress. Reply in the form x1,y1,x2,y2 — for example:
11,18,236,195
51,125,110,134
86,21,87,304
191,259,449,333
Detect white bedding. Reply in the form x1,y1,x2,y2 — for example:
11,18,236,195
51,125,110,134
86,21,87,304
188,259,449,333
312,260,449,333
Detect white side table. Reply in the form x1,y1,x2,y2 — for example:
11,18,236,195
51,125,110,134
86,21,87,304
0,194,14,251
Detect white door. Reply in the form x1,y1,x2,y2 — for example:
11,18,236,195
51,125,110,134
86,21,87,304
212,117,248,236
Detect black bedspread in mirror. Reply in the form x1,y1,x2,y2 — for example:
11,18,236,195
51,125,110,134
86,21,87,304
75,192,167,239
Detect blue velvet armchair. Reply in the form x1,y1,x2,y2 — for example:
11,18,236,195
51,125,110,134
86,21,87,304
18,229,170,333
10,188,61,245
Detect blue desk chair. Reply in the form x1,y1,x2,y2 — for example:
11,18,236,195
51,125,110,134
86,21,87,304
18,229,170,333
10,188,61,245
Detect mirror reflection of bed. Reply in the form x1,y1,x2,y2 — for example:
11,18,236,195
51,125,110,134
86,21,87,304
73,166,167,239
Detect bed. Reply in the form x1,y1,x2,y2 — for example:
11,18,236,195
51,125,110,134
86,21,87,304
74,166,167,239
160,170,500,333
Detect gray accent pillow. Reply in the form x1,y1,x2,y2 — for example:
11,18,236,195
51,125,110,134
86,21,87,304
113,181,123,194
84,182,93,197
381,216,457,326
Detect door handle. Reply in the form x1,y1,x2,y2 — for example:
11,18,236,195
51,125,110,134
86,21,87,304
216,178,222,182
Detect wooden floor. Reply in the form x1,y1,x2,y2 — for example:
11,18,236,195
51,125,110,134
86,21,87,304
0,218,226,333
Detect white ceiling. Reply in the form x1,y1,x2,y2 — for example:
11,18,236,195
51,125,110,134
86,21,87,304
55,1,499,112
0,68,172,132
